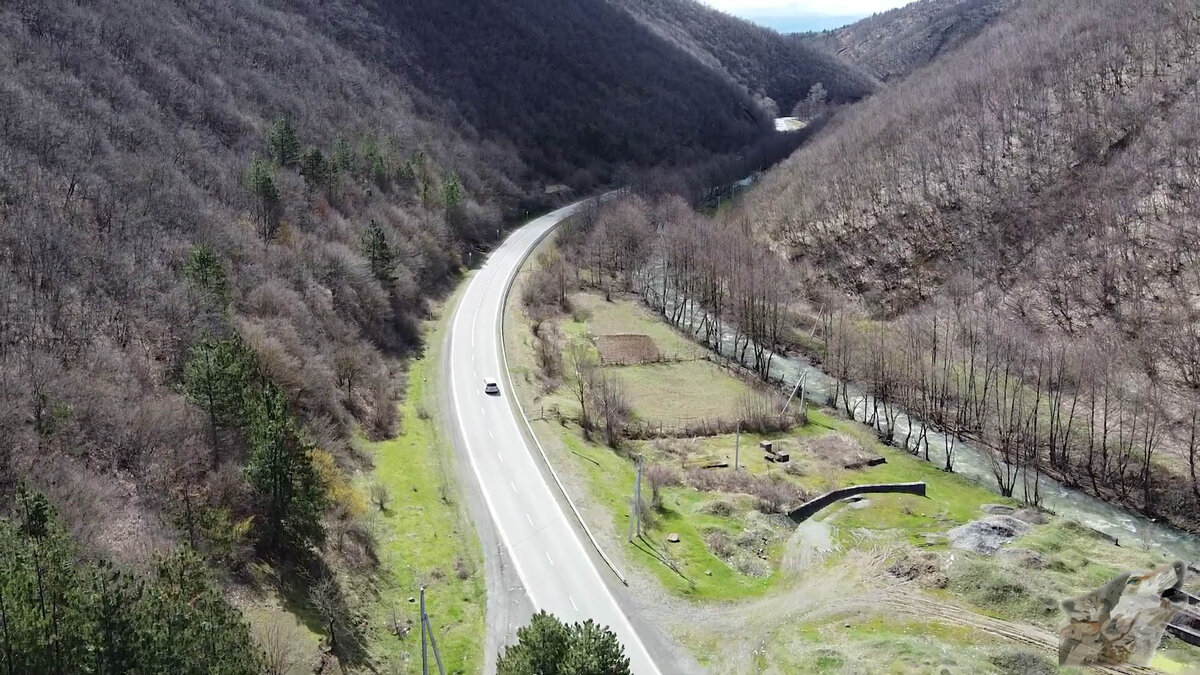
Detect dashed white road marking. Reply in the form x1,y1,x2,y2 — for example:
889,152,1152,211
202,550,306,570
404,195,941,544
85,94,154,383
446,199,662,675
510,480,517,493
545,551,555,566
569,595,578,611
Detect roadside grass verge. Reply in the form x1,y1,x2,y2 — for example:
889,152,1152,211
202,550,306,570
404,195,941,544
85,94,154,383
354,299,486,674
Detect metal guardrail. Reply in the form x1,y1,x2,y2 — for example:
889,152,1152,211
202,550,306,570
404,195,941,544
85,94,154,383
496,199,630,586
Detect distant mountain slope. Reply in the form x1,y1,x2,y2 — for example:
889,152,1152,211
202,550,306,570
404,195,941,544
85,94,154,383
753,0,1200,322
314,0,792,186
610,0,878,116
803,0,1017,81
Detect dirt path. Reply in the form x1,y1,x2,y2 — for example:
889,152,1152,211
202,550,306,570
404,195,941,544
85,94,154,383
880,587,1158,675
781,516,834,576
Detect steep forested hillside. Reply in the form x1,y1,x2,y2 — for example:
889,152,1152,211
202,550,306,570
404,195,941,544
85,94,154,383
612,0,877,116
803,0,1016,81
748,0,1200,528
2,0,511,561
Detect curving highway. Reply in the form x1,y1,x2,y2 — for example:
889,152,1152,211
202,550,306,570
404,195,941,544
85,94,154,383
445,200,664,674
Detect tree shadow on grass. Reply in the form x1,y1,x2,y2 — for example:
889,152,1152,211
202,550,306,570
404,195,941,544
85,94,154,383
630,532,693,587
276,550,372,671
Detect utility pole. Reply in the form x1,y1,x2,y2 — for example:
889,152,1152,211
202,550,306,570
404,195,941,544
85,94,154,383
419,587,445,675
420,587,428,675
781,372,809,415
734,419,741,470
628,454,643,541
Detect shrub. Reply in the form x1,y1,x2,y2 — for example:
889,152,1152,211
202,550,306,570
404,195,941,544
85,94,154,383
643,463,682,511
254,614,309,675
733,554,771,577
987,650,1057,675
522,250,576,314
535,323,564,384
454,556,472,580
684,469,804,513
369,481,392,511
704,529,734,558
702,499,735,517
754,476,798,514
589,372,631,449
737,392,794,434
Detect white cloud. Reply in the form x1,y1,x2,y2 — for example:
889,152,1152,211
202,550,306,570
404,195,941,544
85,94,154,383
703,0,908,17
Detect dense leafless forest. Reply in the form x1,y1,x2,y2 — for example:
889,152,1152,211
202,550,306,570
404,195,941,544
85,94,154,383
744,0,1200,530
2,0,496,563
0,0,872,579
802,0,1016,82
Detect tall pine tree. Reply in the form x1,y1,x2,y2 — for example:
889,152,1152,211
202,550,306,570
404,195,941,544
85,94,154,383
181,338,253,469
361,220,397,288
267,117,300,168
244,382,325,553
246,152,281,243
182,245,230,307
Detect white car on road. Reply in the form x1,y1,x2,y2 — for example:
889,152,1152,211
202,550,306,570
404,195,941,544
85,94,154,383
483,377,500,395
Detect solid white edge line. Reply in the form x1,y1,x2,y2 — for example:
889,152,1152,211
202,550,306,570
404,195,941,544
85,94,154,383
450,195,661,675
494,197,662,674
449,285,543,615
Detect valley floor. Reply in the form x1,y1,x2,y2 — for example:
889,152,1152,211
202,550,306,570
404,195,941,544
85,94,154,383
502,236,1200,674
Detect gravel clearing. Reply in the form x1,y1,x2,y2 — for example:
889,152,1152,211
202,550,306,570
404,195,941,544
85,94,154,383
948,515,1030,554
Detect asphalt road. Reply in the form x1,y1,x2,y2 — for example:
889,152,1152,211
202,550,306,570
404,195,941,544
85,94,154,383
446,201,664,674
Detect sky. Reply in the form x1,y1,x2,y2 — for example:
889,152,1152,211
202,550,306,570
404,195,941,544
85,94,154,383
702,0,911,33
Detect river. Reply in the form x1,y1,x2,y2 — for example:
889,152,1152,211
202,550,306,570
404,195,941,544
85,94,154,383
650,289,1200,563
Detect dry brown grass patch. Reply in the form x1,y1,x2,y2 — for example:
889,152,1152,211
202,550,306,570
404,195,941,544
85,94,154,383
596,333,660,365
801,432,882,469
